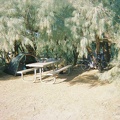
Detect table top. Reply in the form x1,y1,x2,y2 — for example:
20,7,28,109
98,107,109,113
26,60,60,68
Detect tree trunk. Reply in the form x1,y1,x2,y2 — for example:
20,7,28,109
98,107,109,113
14,40,19,56
105,42,110,62
73,47,79,65
95,34,100,54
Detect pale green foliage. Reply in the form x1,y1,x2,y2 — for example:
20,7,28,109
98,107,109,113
78,37,89,58
0,0,39,52
36,0,74,61
65,0,115,57
0,0,120,70
0,1,23,51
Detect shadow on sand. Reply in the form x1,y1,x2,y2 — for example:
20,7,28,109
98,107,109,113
55,66,109,87
0,67,109,87
0,70,20,81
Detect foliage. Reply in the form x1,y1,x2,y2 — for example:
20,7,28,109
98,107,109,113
66,0,116,57
36,0,75,63
0,0,120,69
0,0,32,52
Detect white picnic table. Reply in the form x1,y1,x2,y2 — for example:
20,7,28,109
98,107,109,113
26,60,60,82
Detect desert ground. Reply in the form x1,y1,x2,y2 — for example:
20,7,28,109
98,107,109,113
0,67,120,120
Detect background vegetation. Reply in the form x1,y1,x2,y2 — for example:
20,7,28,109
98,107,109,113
0,0,120,81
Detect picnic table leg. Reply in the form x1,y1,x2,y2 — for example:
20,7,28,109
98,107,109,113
33,68,37,83
21,73,24,81
53,76,56,84
39,68,44,83
41,68,43,73
39,68,42,82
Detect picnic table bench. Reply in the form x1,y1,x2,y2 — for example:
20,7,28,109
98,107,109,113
45,65,72,84
17,68,36,81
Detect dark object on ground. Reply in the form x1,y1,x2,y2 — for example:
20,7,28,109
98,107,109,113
96,54,107,72
0,57,6,71
79,53,108,72
4,53,37,76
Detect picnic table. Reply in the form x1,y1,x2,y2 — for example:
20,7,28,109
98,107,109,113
26,60,60,83
17,59,72,84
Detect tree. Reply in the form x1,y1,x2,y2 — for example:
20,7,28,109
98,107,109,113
66,0,116,57
0,0,120,72
36,0,75,64
0,0,37,58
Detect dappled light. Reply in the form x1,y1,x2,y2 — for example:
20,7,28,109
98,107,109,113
63,68,109,87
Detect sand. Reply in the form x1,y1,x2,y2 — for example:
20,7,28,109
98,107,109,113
0,67,120,120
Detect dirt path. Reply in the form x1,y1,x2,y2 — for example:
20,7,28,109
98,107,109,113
0,68,120,120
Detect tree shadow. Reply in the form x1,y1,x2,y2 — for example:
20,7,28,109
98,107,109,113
56,67,109,87
0,71,20,81
0,67,109,87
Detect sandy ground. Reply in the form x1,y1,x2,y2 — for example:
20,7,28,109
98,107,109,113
0,67,120,120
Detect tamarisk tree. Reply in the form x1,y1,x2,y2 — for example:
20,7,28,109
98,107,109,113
0,0,36,56
66,0,115,57
36,0,75,63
